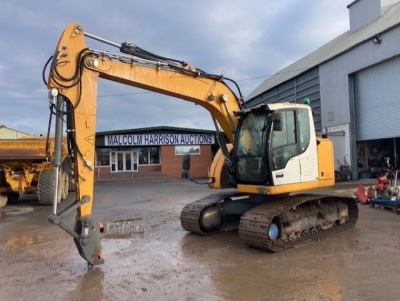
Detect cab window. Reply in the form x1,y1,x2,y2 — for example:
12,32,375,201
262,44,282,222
271,110,299,170
298,109,310,153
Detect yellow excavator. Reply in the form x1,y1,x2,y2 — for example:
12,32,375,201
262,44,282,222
44,23,358,266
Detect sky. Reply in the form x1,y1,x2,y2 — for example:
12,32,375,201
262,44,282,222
0,0,351,135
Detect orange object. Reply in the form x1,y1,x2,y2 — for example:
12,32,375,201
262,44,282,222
355,185,370,204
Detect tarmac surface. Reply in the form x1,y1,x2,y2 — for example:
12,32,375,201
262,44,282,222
1,178,399,301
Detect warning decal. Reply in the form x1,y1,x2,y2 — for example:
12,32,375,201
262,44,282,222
85,135,95,145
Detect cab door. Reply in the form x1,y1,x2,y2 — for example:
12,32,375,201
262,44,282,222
270,110,301,185
297,108,318,182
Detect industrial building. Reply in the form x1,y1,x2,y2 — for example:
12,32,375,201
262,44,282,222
0,125,30,139
94,126,218,181
246,0,400,180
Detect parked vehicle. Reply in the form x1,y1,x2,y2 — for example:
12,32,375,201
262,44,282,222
0,137,71,207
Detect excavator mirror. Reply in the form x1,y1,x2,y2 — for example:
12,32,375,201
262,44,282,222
273,112,283,131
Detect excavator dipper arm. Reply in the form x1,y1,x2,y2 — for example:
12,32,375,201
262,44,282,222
45,23,242,265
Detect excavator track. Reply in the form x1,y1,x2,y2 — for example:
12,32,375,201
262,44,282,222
180,191,241,235
238,194,359,252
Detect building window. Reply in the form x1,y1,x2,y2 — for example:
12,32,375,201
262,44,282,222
138,147,160,165
175,145,200,155
96,148,110,166
150,147,160,164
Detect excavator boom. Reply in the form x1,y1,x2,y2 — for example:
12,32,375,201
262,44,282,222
45,23,243,265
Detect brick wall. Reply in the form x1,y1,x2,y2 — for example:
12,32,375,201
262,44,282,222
94,165,163,182
94,145,212,181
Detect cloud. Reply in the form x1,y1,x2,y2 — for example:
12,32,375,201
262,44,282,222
0,0,351,135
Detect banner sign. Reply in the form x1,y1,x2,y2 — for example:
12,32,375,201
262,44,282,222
105,133,215,146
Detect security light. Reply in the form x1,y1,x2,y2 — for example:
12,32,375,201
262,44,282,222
372,34,382,45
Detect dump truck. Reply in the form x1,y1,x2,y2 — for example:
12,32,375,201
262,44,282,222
0,137,71,208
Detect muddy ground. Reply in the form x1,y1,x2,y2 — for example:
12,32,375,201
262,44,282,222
1,179,399,301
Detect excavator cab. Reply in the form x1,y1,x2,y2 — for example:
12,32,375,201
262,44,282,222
234,104,313,188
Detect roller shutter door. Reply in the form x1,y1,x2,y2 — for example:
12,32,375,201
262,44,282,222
354,56,400,141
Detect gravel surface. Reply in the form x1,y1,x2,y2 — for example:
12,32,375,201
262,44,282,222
1,179,399,301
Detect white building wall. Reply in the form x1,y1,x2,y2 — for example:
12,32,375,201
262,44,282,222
349,0,382,32
320,24,400,128
381,0,400,13
320,25,400,173
349,0,400,32
326,124,351,172
0,126,30,139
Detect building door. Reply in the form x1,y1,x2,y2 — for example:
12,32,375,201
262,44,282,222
354,56,400,140
116,152,124,171
132,151,138,171
111,150,138,172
